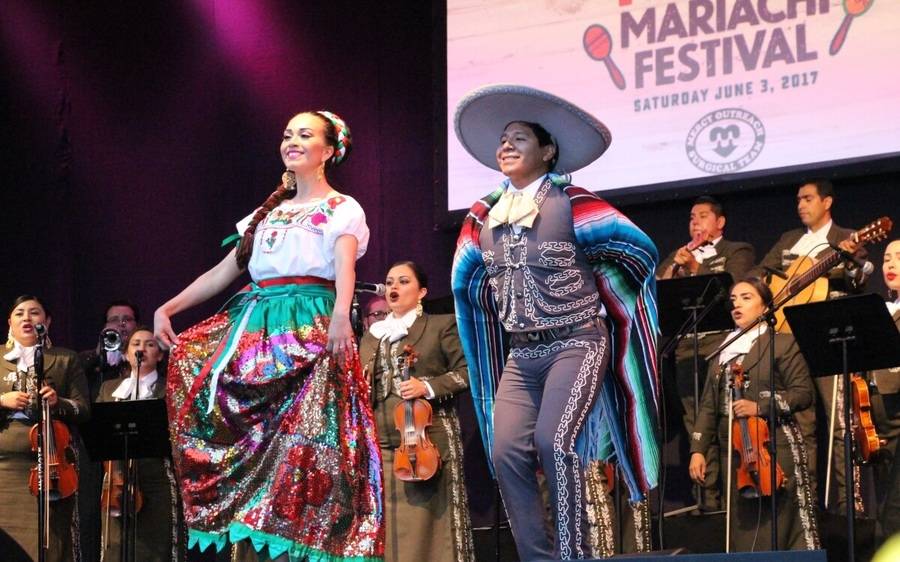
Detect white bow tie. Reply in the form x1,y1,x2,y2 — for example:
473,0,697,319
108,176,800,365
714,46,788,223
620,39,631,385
488,190,539,229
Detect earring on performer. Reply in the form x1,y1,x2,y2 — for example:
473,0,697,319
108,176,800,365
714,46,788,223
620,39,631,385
5,329,13,349
415,300,424,317
316,163,325,182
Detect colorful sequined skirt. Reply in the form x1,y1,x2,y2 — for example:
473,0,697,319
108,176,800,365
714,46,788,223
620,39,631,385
166,279,384,561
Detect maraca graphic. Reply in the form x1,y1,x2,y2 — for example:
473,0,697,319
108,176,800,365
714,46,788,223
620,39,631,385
583,24,626,90
830,0,873,56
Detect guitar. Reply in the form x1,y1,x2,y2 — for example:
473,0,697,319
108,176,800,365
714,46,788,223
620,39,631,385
768,217,892,332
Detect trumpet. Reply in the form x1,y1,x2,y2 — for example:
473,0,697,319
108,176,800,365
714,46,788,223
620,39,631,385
100,329,122,353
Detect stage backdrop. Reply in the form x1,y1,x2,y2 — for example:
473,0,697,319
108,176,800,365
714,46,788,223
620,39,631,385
447,0,900,211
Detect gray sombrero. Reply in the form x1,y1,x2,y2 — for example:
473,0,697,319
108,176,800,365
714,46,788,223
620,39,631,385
454,84,611,173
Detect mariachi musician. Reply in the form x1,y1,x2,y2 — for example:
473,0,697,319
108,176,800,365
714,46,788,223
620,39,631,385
869,239,900,540
96,326,183,561
657,195,755,282
752,179,868,512
689,278,819,551
358,261,474,562
0,295,90,561
657,195,755,512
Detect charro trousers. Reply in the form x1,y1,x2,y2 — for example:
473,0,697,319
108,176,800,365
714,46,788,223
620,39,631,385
493,322,609,561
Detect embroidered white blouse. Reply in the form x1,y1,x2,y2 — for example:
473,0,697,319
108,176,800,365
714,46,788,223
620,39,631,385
236,194,369,281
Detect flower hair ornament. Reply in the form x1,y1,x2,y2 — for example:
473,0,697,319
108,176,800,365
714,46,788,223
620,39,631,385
315,110,352,166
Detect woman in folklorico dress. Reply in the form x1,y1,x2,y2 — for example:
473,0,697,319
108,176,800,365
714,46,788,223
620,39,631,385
689,277,819,552
358,261,474,562
154,111,383,562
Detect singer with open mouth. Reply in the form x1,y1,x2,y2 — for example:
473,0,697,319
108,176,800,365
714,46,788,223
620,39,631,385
0,294,90,561
153,111,383,561
359,261,474,562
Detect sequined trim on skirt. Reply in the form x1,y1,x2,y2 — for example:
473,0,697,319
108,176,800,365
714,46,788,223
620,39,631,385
167,282,384,561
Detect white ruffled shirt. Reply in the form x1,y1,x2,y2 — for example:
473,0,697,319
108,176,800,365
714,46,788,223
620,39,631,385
369,309,418,343
3,341,36,373
718,324,767,366
236,194,369,281
111,370,159,400
368,309,435,398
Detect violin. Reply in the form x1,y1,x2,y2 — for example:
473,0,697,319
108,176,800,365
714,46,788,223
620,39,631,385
392,345,441,482
729,364,784,498
850,373,885,463
28,387,79,501
101,460,144,517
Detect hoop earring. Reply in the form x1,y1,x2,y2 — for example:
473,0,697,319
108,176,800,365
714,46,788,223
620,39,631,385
415,300,424,317
5,329,13,349
316,164,325,182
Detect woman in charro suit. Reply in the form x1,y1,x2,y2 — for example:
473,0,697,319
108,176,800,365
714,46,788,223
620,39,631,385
870,239,900,541
689,277,819,552
358,261,474,562
96,326,183,561
0,295,90,561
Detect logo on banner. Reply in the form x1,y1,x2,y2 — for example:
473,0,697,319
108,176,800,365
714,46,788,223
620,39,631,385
685,108,765,174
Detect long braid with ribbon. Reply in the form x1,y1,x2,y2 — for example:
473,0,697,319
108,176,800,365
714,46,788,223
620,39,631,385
234,171,297,269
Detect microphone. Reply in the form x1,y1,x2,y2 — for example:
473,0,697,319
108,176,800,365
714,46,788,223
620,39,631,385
34,323,47,337
762,265,787,280
848,259,875,285
355,281,386,296
130,350,144,400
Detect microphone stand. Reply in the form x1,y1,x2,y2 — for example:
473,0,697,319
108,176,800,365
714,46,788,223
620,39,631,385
121,352,142,562
34,327,48,562
766,311,778,550
350,292,363,340
705,308,779,550
658,277,726,533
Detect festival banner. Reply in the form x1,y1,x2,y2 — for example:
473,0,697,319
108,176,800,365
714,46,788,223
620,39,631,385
447,0,900,210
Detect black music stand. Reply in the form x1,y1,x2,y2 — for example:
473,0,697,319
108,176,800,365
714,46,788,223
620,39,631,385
82,399,171,461
81,399,171,562
657,273,734,338
784,294,900,562
657,273,733,519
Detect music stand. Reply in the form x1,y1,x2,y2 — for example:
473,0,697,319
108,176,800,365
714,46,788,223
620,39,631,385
657,273,733,518
784,294,900,562
82,400,172,460
81,399,172,562
657,273,734,338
